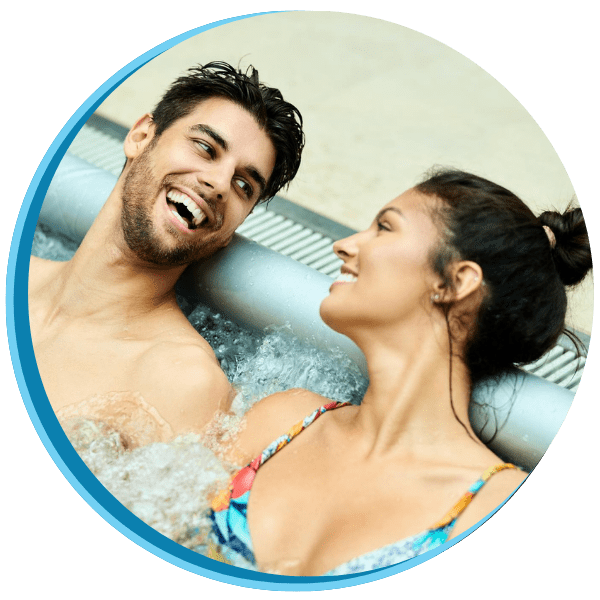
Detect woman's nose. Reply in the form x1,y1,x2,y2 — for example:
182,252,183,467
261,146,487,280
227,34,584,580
333,232,360,260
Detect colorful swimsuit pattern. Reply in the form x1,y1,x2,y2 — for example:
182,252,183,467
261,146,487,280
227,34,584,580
208,401,517,575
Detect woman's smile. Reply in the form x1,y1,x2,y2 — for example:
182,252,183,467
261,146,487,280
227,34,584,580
331,270,358,287
321,188,441,333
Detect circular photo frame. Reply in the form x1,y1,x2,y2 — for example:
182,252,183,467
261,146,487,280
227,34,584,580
6,10,594,592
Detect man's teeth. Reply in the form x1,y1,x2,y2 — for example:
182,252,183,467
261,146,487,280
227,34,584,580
166,190,207,226
171,210,189,228
335,272,358,283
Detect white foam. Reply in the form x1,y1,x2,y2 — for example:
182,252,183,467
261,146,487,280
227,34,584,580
32,224,369,561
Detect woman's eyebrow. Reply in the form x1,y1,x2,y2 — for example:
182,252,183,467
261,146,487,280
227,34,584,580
376,207,404,220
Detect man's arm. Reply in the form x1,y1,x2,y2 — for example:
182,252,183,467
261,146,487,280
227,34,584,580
55,356,232,450
139,343,234,437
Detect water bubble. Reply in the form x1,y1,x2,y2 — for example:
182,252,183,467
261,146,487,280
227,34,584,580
34,223,369,564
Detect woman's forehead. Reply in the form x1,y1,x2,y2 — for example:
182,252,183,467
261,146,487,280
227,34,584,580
382,188,434,216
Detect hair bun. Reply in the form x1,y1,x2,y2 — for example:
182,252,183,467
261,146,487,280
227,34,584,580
538,206,592,286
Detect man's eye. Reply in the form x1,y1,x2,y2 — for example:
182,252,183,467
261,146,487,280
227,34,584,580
196,140,214,156
235,179,253,198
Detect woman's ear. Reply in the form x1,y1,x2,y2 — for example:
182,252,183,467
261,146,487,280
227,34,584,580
449,261,484,302
431,261,483,304
123,114,155,159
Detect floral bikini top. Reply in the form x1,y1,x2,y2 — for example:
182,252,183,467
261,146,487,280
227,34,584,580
208,401,518,575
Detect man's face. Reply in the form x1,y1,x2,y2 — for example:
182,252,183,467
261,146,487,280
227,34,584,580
120,98,276,265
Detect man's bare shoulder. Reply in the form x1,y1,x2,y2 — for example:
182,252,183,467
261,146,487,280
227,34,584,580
136,336,233,435
29,255,64,289
29,254,54,267
144,319,221,363
232,389,331,463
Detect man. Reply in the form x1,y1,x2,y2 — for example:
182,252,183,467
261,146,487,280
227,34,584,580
29,62,305,445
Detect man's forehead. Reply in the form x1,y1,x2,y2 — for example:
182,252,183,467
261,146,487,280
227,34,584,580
159,96,275,197
176,97,255,127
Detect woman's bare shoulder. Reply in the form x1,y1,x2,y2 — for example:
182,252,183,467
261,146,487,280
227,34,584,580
449,465,528,539
230,389,332,464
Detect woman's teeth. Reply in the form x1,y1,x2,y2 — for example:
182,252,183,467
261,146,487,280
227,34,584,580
166,190,207,227
335,272,357,283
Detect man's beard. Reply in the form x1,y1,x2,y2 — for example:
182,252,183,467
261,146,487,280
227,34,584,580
120,147,219,266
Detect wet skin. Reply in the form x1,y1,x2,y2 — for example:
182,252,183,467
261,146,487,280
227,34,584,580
29,98,276,441
221,189,527,575
120,98,276,264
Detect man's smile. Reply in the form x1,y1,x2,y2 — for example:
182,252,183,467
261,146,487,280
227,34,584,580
120,96,278,264
165,185,219,233
165,188,209,231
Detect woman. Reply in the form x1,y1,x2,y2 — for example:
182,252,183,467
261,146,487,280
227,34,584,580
208,169,592,576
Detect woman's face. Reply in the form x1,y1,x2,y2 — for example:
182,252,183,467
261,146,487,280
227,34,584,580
320,188,442,334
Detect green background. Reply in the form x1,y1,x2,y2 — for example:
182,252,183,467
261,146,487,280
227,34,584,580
0,0,600,600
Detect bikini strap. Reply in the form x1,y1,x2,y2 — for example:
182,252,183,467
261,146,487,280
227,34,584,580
431,463,519,529
255,401,351,469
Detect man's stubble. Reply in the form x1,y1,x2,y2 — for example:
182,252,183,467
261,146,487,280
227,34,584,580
120,146,224,267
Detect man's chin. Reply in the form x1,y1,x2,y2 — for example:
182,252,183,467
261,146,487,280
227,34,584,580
125,238,197,267
129,235,230,267
121,209,226,266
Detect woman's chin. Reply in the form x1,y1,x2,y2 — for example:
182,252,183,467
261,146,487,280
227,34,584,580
319,297,349,335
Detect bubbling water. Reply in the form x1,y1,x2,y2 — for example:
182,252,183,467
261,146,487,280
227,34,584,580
31,222,368,558
32,222,79,260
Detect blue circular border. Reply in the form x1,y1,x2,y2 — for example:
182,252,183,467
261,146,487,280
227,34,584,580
5,11,524,591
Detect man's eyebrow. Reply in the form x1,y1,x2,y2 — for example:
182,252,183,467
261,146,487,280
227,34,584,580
245,166,268,199
189,123,269,198
376,207,404,220
190,124,228,151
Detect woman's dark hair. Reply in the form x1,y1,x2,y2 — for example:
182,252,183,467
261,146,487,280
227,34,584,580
416,168,592,386
150,61,305,202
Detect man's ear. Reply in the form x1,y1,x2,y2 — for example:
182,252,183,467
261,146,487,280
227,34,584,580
124,114,155,159
448,260,484,302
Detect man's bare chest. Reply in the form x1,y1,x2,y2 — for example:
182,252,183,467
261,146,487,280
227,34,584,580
32,322,151,412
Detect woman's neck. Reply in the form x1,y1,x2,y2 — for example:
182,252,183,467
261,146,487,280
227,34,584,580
346,320,480,459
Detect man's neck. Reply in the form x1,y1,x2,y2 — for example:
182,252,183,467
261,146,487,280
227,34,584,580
40,188,189,323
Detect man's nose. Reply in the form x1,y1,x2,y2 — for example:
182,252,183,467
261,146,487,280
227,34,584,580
199,160,234,202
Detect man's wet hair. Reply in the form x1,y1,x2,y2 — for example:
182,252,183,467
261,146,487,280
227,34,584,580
150,61,305,202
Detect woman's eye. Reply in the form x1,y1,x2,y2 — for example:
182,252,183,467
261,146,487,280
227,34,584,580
377,221,391,232
235,179,253,198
